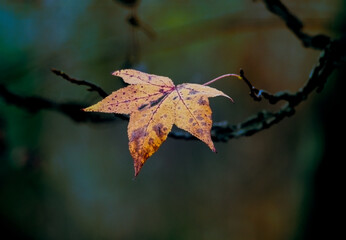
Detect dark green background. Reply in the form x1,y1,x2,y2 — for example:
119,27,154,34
0,0,344,239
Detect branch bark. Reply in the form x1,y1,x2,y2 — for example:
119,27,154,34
262,0,330,50
0,1,345,142
0,84,116,123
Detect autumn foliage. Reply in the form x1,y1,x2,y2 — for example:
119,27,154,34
84,69,234,176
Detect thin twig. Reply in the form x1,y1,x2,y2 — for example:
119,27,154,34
1,1,345,142
202,73,241,86
51,68,129,121
0,84,115,123
51,68,109,98
169,37,346,141
262,0,330,50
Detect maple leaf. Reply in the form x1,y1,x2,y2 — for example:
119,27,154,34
84,69,238,176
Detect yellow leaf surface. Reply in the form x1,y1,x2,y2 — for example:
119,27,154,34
84,69,233,176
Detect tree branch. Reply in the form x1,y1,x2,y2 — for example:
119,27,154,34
262,0,330,50
51,68,129,121
0,1,345,142
0,84,115,123
170,37,346,141
51,68,109,99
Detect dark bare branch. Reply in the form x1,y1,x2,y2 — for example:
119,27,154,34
51,68,109,99
0,84,115,123
170,37,346,141
1,1,345,142
262,0,330,50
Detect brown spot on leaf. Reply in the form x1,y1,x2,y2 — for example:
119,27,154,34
196,128,203,135
198,97,207,105
130,127,146,141
188,89,198,95
152,123,165,138
196,115,204,121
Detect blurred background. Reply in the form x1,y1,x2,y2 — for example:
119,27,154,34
0,0,344,239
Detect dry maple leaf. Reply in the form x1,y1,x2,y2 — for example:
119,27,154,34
84,69,240,176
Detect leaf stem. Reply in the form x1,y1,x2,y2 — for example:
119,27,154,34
203,73,242,86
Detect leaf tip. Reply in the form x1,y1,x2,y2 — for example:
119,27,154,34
112,70,120,76
222,94,234,103
207,142,217,153
82,106,98,112
134,161,144,177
